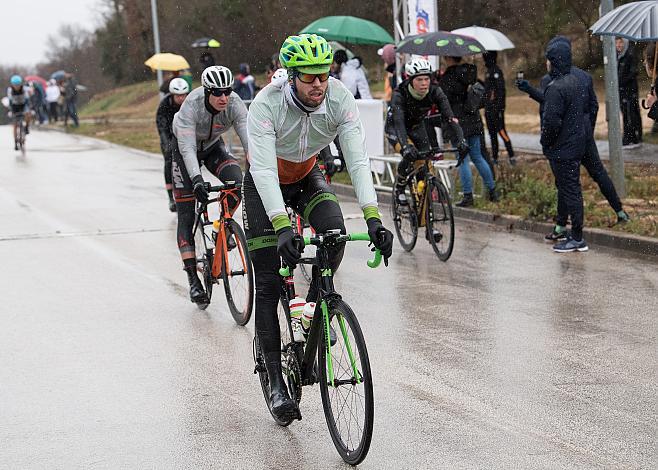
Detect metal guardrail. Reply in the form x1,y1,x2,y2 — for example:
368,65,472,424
369,154,457,198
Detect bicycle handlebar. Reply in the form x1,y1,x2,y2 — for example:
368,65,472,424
278,231,382,277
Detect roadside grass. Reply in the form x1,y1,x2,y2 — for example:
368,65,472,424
474,158,657,238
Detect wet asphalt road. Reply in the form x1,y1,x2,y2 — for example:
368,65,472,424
1,128,656,469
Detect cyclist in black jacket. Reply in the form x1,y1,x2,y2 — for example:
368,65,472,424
156,78,190,211
385,58,468,204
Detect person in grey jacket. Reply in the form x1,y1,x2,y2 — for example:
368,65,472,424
171,65,248,304
333,50,372,99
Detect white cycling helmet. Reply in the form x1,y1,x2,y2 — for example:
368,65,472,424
201,65,234,89
168,77,190,95
405,58,433,78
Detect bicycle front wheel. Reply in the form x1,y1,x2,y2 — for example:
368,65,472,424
193,220,213,310
318,299,374,466
222,218,254,325
391,183,418,252
426,178,455,261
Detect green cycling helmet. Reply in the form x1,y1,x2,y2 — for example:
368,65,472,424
279,34,333,74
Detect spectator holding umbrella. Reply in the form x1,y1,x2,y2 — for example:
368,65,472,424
616,38,643,148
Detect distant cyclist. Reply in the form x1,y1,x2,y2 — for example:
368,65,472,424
7,75,31,150
245,34,393,422
156,77,190,212
171,65,248,304
385,58,469,204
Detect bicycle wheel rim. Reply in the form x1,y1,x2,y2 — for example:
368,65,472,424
223,219,254,326
391,184,418,252
426,179,455,261
319,300,374,465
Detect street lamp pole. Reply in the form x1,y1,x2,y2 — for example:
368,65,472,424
600,0,625,198
150,0,163,90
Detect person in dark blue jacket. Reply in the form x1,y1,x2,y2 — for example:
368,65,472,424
517,36,629,237
539,38,589,252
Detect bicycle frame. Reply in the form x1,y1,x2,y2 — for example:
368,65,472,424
278,232,380,388
193,184,247,281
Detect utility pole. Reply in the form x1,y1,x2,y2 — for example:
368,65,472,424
150,0,163,92
600,0,625,198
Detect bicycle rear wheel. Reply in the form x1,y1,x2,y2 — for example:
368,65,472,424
318,299,374,466
426,178,455,261
391,183,418,252
222,218,254,325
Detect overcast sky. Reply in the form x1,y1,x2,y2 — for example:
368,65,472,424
0,0,106,67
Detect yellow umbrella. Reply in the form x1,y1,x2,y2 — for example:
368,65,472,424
144,53,191,71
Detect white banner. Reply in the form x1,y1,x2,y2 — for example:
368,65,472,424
407,0,438,69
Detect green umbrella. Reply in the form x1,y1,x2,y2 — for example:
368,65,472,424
300,16,395,46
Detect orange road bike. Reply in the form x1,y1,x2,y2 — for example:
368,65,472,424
192,182,254,324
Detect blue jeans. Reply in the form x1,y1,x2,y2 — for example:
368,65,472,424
458,135,495,193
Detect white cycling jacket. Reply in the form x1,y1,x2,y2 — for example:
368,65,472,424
247,77,378,225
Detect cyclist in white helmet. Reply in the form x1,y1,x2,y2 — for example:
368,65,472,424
171,65,248,304
156,77,190,212
385,58,469,204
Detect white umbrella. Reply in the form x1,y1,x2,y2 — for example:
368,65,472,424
589,0,658,41
451,26,515,51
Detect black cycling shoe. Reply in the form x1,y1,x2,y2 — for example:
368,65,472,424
265,357,301,422
184,266,208,304
544,228,567,242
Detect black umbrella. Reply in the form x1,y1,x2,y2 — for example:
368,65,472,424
396,31,485,56
191,37,221,49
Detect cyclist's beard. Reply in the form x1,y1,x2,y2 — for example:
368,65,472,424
297,86,325,108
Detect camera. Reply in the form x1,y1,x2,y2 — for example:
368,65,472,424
516,71,524,81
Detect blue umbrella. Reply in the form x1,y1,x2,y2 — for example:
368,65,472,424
51,70,66,80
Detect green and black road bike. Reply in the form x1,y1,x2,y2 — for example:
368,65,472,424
253,230,381,466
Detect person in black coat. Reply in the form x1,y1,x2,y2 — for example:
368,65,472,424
156,78,190,212
483,51,515,164
643,42,658,123
616,38,643,146
540,37,588,252
438,56,498,206
517,36,629,229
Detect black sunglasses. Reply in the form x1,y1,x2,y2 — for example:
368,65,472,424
209,87,232,97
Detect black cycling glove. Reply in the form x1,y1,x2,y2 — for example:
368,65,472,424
366,218,394,266
192,175,208,204
456,140,470,163
276,227,304,268
401,144,419,162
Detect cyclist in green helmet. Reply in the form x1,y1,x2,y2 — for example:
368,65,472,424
244,34,394,423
